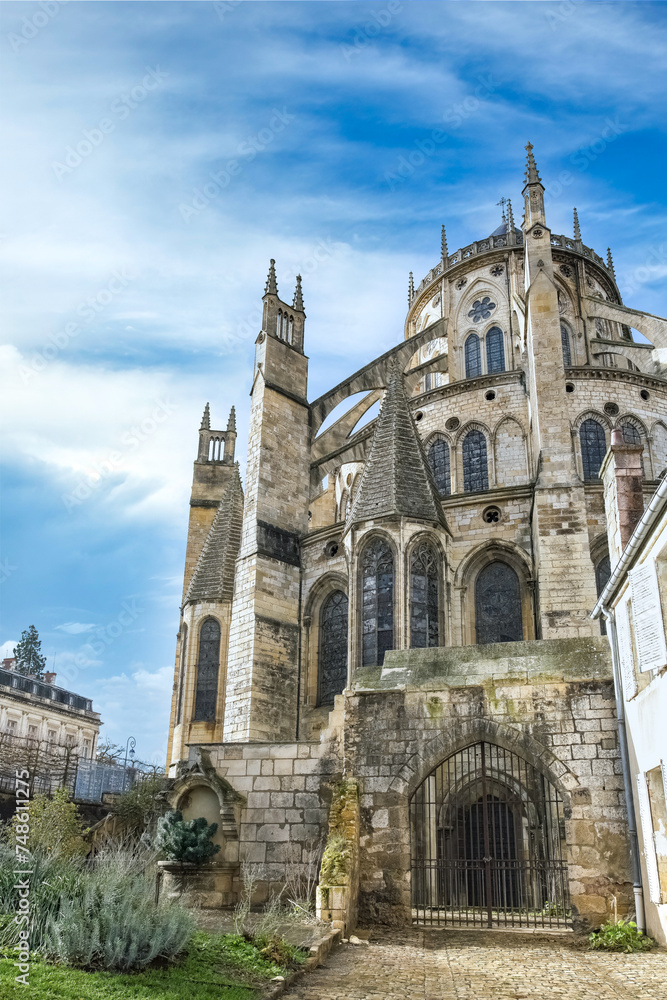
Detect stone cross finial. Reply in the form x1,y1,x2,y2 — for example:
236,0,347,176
496,197,507,224
573,207,582,242
264,259,278,296
524,142,541,185
200,402,210,430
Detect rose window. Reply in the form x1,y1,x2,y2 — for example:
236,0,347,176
467,297,496,323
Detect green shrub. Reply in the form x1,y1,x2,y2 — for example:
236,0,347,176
7,788,86,858
111,773,170,834
589,918,655,953
156,810,220,865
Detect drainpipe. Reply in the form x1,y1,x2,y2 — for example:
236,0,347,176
599,602,645,931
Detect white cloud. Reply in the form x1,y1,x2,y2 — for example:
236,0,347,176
55,622,97,635
87,665,173,765
0,641,17,659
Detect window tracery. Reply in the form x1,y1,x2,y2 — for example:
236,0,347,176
465,334,482,378
410,542,440,648
361,539,394,667
318,590,348,705
428,438,451,496
193,618,221,722
474,561,523,644
462,429,489,493
580,418,607,480
485,326,505,374
561,323,572,367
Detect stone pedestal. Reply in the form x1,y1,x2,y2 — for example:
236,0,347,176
157,860,240,909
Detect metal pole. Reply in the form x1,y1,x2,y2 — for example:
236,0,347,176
481,742,493,928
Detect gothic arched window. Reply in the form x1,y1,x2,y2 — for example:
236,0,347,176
410,542,440,648
193,618,221,722
561,323,572,367
595,554,611,636
462,429,489,493
485,327,505,374
428,438,451,496
475,561,523,644
176,623,188,724
318,590,348,705
621,422,645,474
580,418,607,480
465,334,482,379
361,539,394,667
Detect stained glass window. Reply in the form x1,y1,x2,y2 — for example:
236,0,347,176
595,554,611,636
193,618,221,721
475,562,523,644
428,438,451,495
465,334,482,379
468,297,496,323
319,590,348,705
621,422,645,474
485,327,505,374
462,430,489,493
411,542,440,648
580,419,607,480
561,323,572,367
176,623,187,724
362,539,394,667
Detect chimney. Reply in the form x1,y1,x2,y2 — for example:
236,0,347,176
44,671,56,685
600,428,644,568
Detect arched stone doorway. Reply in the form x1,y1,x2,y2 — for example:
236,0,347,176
410,741,570,927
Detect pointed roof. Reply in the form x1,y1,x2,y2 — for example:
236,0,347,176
573,207,582,242
200,402,210,430
292,274,304,312
185,465,244,605
523,141,542,187
345,365,445,531
264,259,278,296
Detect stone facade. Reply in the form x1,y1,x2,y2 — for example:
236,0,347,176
165,147,667,931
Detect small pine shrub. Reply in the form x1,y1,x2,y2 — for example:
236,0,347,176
155,810,221,865
589,918,655,953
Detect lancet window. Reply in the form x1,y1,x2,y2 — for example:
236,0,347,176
462,429,489,493
465,334,482,379
485,327,505,374
193,618,221,722
318,591,348,705
410,542,440,648
428,438,451,496
361,539,394,667
580,418,607,480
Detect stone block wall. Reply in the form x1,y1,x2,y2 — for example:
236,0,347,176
342,637,633,931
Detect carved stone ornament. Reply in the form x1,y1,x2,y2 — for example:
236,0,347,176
490,265,504,277
559,264,573,278
456,278,467,290
532,228,544,239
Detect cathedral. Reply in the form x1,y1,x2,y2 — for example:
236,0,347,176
164,146,667,931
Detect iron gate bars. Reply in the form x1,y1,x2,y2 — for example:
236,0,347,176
410,741,571,928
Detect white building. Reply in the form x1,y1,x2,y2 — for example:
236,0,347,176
594,430,667,945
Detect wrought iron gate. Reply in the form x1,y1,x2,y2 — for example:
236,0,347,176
410,741,571,928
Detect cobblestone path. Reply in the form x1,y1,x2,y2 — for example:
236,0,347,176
284,929,667,1000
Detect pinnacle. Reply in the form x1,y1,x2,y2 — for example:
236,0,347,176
292,274,304,312
607,247,616,278
524,142,542,186
346,362,444,531
408,271,415,304
573,207,582,242
200,402,210,430
227,406,236,433
264,259,278,296
507,198,515,230
441,224,448,260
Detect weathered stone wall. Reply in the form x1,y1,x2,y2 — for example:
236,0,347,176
342,637,633,931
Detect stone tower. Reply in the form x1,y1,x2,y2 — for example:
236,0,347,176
222,262,310,742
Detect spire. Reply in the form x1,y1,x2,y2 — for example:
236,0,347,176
292,274,304,312
573,207,581,242
226,406,236,433
524,142,541,186
497,197,507,225
264,259,278,296
200,402,210,430
607,247,616,279
408,271,414,304
441,224,448,261
507,198,515,231
185,465,244,604
345,364,445,531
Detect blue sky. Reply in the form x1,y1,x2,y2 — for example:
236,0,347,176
1,0,666,764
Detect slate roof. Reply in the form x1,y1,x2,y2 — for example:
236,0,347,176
185,464,244,604
345,364,446,531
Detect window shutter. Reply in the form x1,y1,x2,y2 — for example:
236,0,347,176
615,602,637,699
636,773,661,904
628,561,667,672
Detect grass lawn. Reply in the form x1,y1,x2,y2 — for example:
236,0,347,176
0,931,306,999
